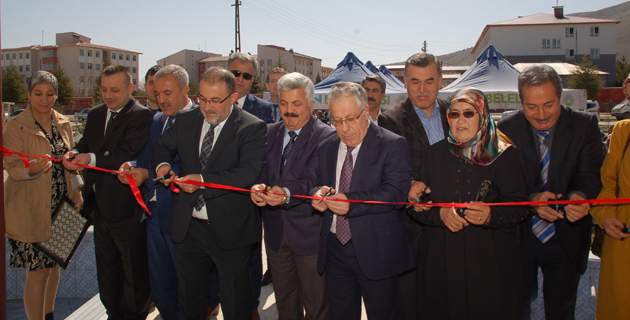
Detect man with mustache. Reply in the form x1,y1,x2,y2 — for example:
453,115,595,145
117,64,197,320
377,53,449,320
498,65,603,320
144,65,162,114
251,72,335,319
361,75,386,125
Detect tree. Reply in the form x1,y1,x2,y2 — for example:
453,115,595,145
250,75,265,94
188,79,199,95
49,67,75,107
617,56,630,86
273,52,288,71
2,66,27,104
92,55,112,105
315,72,321,84
568,55,603,100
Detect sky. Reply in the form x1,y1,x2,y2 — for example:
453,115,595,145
1,0,626,84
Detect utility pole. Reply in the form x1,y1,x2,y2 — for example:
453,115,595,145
232,0,242,53
422,41,427,53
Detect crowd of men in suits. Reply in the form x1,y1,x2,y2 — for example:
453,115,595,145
60,50,603,320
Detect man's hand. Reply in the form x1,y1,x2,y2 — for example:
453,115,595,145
260,186,287,207
156,164,176,186
440,206,468,232
602,217,630,240
117,162,148,186
408,180,432,212
565,193,590,222
175,174,202,193
251,184,267,207
62,151,89,171
464,202,491,225
327,193,350,215
73,189,83,215
532,191,564,222
312,186,333,212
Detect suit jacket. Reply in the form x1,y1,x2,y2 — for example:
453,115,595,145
258,115,336,256
243,93,275,124
75,98,153,221
151,105,267,249
133,103,198,234
314,122,417,280
498,106,604,273
377,97,450,247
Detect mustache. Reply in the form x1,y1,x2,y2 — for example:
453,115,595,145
368,98,376,102
533,115,552,122
414,94,430,99
160,102,171,108
283,112,299,118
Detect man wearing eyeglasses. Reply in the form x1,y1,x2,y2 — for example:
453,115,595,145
228,52,275,124
151,67,267,320
312,82,416,320
117,64,197,320
377,52,450,320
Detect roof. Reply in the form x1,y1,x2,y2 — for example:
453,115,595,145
2,43,142,54
472,13,620,54
293,52,321,61
513,62,609,76
198,55,258,64
260,45,321,61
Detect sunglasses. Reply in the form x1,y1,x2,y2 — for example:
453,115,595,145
448,111,478,119
231,70,253,80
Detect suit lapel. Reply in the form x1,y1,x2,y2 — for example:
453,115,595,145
269,124,284,181
327,136,340,188
402,99,430,150
350,122,379,192
204,105,239,170
517,113,544,190
548,108,572,187
101,98,133,148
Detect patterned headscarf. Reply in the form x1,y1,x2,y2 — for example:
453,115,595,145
447,87,513,166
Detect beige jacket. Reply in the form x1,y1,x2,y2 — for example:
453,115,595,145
4,106,79,243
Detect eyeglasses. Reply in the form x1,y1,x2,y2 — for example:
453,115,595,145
230,70,253,80
331,108,366,127
197,93,232,106
448,111,478,119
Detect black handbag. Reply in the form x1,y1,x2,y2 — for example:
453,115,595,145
591,130,630,258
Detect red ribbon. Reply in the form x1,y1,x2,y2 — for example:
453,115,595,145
2,145,628,217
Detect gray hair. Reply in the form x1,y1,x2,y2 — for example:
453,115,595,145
277,72,314,105
329,82,367,111
404,53,442,78
200,67,236,94
518,64,563,101
228,52,258,76
361,75,386,93
29,70,58,94
154,64,189,89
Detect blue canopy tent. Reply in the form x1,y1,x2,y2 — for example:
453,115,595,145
379,65,406,88
364,61,406,91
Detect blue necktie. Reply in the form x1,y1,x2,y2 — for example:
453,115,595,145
280,131,297,175
149,115,177,201
532,131,556,243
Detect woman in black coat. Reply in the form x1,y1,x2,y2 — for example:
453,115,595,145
409,88,529,320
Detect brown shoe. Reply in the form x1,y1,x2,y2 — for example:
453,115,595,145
252,309,261,320
206,305,220,320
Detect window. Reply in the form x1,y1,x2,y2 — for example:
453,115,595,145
79,49,85,56
26,65,30,71
43,63,56,70
260,60,264,66
542,39,551,49
87,50,92,57
5,54,9,59
566,27,574,37
19,65,23,72
126,54,130,61
566,49,575,60
80,62,85,69
96,64,101,70
43,50,56,57
19,52,23,59
96,51,100,58
112,52,116,59
591,48,600,59
132,55,136,61
132,67,136,73
26,52,29,59
268,59,272,67
591,26,599,37
119,54,123,60
552,39,561,49
12,53,16,59
132,79,137,85
88,63,93,70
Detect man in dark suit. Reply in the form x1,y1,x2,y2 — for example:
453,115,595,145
265,67,288,124
377,53,449,320
143,65,161,114
118,65,197,320
312,82,416,320
229,52,275,124
63,65,153,320
251,73,335,319
151,67,267,320
497,65,604,320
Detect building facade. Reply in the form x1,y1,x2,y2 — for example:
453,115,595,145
1,32,141,97
157,49,220,85
471,7,619,86
256,45,322,83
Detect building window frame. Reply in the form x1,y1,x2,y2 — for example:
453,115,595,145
566,27,574,37
80,62,85,69
591,26,600,37
566,49,575,60
79,49,85,56
112,52,117,59
591,48,600,59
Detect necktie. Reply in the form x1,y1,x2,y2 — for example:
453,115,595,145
532,131,555,243
280,131,297,175
194,124,218,211
336,145,355,245
105,111,118,136
163,116,175,134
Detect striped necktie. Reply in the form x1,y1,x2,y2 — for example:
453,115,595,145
194,124,217,211
532,130,555,243
280,131,297,175
336,146,355,245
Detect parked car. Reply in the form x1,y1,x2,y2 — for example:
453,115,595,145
586,100,601,122
74,108,90,122
5,109,24,122
611,98,630,120
501,109,517,118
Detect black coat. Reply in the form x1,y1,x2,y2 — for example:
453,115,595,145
411,141,529,320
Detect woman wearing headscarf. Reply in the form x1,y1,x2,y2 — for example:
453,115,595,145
4,71,83,320
409,87,529,319
590,75,630,320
